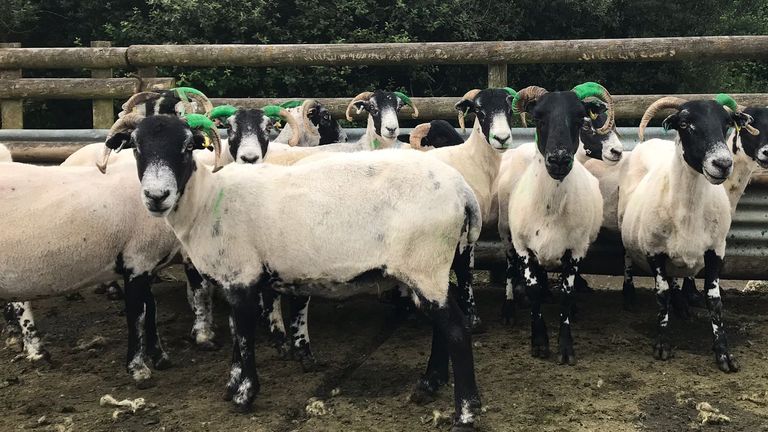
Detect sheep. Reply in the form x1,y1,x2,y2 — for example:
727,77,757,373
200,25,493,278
345,90,419,149
274,99,348,146
496,83,614,365
402,120,465,149
0,143,12,162
0,123,183,386
618,95,755,372
98,112,483,430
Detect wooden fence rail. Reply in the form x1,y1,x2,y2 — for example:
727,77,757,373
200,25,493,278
1,36,768,128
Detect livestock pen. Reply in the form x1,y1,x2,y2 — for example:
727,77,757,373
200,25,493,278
2,37,768,431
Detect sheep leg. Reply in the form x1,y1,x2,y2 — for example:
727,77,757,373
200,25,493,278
573,273,593,293
94,281,123,300
184,260,218,351
141,278,171,371
224,286,261,412
502,249,523,325
647,254,673,361
622,253,637,311
682,276,706,308
3,302,48,362
410,317,450,405
416,294,480,430
123,273,153,388
222,315,243,401
670,279,692,320
2,302,22,348
288,295,321,372
453,244,483,333
522,250,550,358
261,292,291,359
557,251,580,366
704,250,739,373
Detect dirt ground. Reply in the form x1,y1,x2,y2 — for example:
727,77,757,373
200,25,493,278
2,270,768,432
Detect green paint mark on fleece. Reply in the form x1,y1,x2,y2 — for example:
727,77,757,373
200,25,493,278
715,93,738,112
212,188,225,218
372,138,381,149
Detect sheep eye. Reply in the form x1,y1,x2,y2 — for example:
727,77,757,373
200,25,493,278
582,117,592,131
679,121,689,129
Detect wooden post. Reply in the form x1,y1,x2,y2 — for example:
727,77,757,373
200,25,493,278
91,41,114,129
487,63,507,88
0,42,23,129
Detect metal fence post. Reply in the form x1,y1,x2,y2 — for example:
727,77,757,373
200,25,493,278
91,41,114,129
1,42,23,129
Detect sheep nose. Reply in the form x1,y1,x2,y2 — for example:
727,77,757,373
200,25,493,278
712,157,733,172
385,126,397,134
495,133,510,145
610,148,622,157
547,153,572,168
240,154,260,164
760,148,768,160
144,189,170,203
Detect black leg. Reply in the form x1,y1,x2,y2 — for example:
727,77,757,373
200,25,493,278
670,279,691,321
521,250,550,359
123,272,153,388
258,290,290,359
142,280,171,370
410,318,450,405
225,286,261,412
223,315,243,401
647,254,673,361
416,295,480,431
682,276,706,308
184,260,217,350
558,251,580,366
704,250,739,372
453,245,483,333
573,273,593,294
502,248,520,325
622,253,637,311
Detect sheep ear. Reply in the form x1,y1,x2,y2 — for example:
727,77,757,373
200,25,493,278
661,113,678,131
732,111,754,129
353,100,369,114
454,99,476,114
105,132,133,151
189,129,210,151
583,101,607,119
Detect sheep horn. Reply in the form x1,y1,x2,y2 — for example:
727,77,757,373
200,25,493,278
345,91,374,121
572,82,615,135
263,105,303,147
638,96,688,142
455,89,482,134
185,113,222,172
409,122,432,149
118,91,161,118
393,91,419,119
97,112,145,174
301,99,320,137
512,86,548,127
715,94,761,136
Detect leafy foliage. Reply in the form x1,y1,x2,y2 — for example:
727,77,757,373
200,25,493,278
2,0,768,128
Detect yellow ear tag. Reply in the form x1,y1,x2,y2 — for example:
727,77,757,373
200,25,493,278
589,111,599,121
274,121,283,130
203,135,212,149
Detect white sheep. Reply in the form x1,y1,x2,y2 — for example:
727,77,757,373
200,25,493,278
102,113,483,430
274,99,347,146
497,83,613,365
0,143,12,162
618,95,752,372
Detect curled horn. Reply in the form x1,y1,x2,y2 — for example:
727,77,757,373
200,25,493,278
572,82,615,135
185,113,222,173
512,86,548,127
345,91,374,121
409,122,431,149
97,112,145,174
455,89,481,134
393,91,419,119
209,126,223,172
118,91,161,118
716,93,760,136
263,105,303,147
185,92,214,115
301,99,320,137
637,96,688,142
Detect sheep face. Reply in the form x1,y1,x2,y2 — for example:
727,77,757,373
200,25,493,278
525,91,592,180
739,107,768,168
224,109,273,164
424,120,465,148
580,101,622,164
662,101,735,184
132,90,184,117
311,104,347,144
123,115,207,216
352,90,404,140
455,89,513,149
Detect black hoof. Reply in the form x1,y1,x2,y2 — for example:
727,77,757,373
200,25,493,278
531,343,550,359
135,377,156,390
230,401,254,414
409,382,437,405
275,343,291,360
715,352,740,373
195,339,220,351
653,341,673,361
451,423,475,432
300,356,326,373
558,350,577,366
152,356,173,370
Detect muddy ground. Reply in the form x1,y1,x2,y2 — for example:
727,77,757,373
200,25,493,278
2,270,768,432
